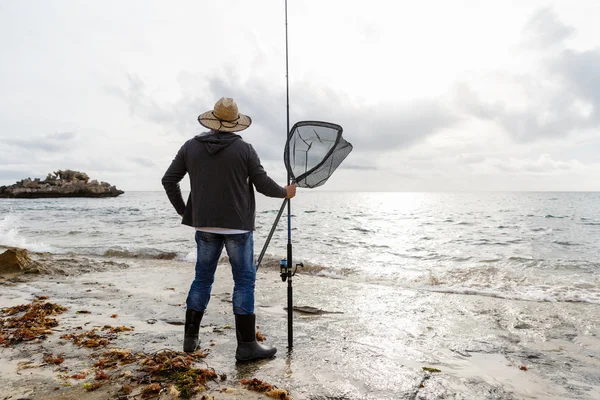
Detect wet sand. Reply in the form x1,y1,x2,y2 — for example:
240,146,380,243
1,253,600,399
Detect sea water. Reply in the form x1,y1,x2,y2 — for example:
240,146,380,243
1,191,599,304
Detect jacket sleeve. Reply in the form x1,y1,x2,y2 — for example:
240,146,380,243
161,143,188,215
247,145,287,198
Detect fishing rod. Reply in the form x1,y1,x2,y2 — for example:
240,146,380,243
284,0,294,351
255,0,353,352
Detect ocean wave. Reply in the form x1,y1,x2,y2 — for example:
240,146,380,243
102,248,178,260
553,241,580,246
0,215,57,253
426,285,600,305
422,264,600,304
256,254,353,278
449,256,473,262
350,227,373,233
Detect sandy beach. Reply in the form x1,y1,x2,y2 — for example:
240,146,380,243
1,249,599,400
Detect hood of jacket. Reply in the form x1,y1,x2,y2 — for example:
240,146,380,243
194,131,241,155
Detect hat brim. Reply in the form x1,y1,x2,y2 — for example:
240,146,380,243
197,111,252,133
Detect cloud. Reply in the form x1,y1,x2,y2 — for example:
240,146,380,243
522,8,574,47
0,169,36,182
552,48,600,115
454,8,600,143
108,71,461,164
47,131,76,141
453,82,583,142
3,131,78,152
341,163,378,171
490,154,583,174
131,157,156,168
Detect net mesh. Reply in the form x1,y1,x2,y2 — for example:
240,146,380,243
284,121,353,188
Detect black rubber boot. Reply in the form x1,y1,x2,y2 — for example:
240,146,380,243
183,309,203,353
235,314,277,362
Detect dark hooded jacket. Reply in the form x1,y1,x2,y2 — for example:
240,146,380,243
162,131,287,231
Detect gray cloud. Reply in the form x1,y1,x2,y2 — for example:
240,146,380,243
109,71,461,165
341,163,378,171
4,138,62,152
552,48,600,114
522,8,574,47
131,157,156,168
0,169,36,182
47,131,76,140
3,131,77,152
481,154,582,174
455,8,600,142
453,83,583,142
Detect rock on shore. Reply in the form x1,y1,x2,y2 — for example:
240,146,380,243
0,170,124,198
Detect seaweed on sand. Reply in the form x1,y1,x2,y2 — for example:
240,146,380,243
240,378,292,400
60,325,134,348
60,329,112,348
101,324,134,333
94,348,137,369
141,382,163,398
138,349,215,399
0,298,67,346
83,382,102,392
43,353,65,365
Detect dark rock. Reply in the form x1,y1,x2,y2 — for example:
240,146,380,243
0,169,123,198
514,322,533,329
0,248,34,274
284,305,344,315
165,320,184,326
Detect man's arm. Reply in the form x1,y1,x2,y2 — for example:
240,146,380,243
162,144,187,215
248,145,289,198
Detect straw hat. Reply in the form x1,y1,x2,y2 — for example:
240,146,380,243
197,97,252,133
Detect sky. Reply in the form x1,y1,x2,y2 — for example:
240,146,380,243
1,0,600,192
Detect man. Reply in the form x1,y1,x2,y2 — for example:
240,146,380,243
162,97,296,362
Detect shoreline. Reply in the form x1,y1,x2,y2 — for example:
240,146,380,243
1,251,600,399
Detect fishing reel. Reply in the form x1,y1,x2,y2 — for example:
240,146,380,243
280,259,303,282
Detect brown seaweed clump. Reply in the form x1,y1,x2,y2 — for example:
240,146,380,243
43,353,65,365
83,382,102,392
60,329,111,348
60,325,134,348
240,378,292,400
141,382,163,398
138,349,215,399
101,324,134,333
94,348,138,369
0,298,67,346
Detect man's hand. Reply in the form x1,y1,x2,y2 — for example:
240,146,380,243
285,184,297,199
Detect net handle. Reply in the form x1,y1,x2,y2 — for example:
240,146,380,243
256,197,289,270
285,121,343,183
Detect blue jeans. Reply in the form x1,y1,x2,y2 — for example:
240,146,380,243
186,231,255,315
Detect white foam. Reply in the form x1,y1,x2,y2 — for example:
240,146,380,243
183,250,197,263
427,285,600,305
0,214,56,253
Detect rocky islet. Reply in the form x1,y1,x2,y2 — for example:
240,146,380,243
0,170,123,198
